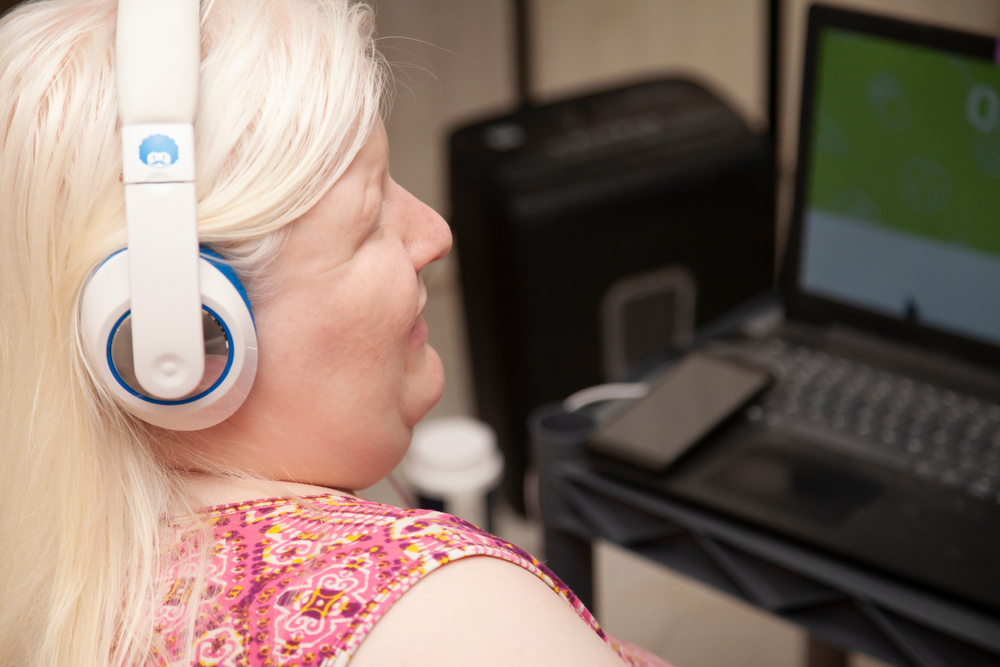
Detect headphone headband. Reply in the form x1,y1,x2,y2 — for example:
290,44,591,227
117,0,203,399
116,0,199,125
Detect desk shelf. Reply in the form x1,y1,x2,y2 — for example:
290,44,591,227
540,459,1000,667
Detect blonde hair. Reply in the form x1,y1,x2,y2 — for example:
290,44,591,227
0,1,387,665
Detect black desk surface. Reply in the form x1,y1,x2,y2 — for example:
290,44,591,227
532,295,1000,667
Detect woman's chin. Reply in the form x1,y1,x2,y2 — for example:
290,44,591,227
402,344,445,427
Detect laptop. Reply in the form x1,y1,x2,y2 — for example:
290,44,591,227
586,4,1000,613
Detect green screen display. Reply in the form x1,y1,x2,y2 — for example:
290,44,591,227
807,28,1000,258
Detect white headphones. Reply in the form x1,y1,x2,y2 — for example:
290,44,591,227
79,0,257,431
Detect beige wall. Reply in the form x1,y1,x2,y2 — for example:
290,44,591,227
532,0,768,127
374,0,517,215
376,0,773,211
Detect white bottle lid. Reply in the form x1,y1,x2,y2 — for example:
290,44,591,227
404,417,504,497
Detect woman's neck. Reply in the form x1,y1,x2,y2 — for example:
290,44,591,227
173,470,356,511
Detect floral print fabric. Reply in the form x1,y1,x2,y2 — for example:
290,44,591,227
155,494,669,666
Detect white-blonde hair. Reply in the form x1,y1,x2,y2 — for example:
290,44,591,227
0,1,387,665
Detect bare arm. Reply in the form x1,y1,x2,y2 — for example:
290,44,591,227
350,556,626,667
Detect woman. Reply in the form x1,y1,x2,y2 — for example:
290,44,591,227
0,1,670,666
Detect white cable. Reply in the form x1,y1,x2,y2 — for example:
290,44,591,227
562,382,650,412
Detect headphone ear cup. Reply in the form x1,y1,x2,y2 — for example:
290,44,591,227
79,249,257,430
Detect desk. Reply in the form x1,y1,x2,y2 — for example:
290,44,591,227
531,403,1000,667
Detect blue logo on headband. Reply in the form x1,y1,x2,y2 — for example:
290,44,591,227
139,134,179,168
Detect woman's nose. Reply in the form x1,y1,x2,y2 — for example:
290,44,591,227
403,187,453,271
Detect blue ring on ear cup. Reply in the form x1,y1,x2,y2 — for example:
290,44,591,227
106,304,235,405
94,247,126,273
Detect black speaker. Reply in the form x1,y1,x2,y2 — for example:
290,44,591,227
449,78,775,512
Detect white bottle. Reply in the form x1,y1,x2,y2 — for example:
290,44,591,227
403,416,504,531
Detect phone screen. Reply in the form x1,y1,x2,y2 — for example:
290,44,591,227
588,352,772,471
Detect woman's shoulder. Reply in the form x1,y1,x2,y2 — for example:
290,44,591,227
154,495,591,665
348,550,637,667
156,494,668,667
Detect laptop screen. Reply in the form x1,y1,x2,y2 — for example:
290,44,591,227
798,26,1000,346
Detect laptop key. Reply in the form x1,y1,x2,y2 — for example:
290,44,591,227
914,460,940,479
968,477,995,498
940,467,977,488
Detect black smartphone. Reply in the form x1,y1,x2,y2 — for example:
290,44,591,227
587,352,773,471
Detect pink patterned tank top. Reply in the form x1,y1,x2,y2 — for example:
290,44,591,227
155,494,668,667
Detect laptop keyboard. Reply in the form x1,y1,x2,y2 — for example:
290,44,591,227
743,339,1000,503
